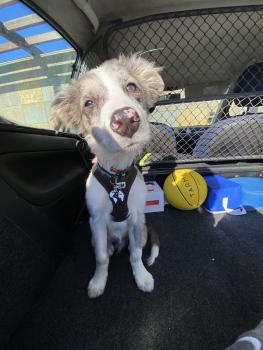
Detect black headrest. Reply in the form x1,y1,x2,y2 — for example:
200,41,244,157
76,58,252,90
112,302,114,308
233,63,263,107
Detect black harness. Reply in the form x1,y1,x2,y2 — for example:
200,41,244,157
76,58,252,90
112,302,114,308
92,163,138,222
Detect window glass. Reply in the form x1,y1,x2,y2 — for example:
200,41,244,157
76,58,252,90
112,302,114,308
228,103,263,117
229,103,247,117
0,0,76,129
151,91,221,127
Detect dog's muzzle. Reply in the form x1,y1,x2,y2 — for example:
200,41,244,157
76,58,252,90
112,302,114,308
110,107,140,138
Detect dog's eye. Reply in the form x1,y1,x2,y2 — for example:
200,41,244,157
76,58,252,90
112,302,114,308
126,82,137,92
84,100,94,108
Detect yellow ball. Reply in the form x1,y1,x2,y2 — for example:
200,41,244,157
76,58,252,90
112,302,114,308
163,169,208,210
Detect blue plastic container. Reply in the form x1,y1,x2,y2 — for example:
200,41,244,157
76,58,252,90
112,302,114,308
203,175,242,213
230,177,263,211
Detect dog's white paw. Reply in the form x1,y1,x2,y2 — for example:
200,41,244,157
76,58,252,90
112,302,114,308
147,245,159,266
135,270,154,293
147,256,155,266
87,277,106,298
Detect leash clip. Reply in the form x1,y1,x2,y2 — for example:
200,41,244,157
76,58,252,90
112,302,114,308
111,175,126,189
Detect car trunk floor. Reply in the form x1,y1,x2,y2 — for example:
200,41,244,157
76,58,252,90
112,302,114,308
9,208,263,350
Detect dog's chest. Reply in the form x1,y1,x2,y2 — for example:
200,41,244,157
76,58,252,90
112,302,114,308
107,220,128,242
92,164,137,222
86,170,146,214
86,171,147,243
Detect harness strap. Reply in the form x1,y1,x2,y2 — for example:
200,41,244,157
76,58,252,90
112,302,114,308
92,164,138,222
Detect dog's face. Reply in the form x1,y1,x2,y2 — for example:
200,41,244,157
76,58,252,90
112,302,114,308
50,55,164,155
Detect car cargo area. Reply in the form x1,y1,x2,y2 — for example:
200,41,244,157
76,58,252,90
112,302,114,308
1,1,263,350
6,205,263,350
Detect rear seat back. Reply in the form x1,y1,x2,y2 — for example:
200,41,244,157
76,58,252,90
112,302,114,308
194,63,263,159
193,114,263,158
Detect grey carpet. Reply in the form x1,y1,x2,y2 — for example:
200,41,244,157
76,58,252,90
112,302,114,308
0,217,53,349
9,208,263,350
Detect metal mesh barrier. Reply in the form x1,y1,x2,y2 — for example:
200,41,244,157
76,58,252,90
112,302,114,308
85,6,263,164
80,50,103,75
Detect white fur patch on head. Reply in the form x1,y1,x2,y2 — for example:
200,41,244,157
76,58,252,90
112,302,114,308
95,68,123,98
94,66,143,127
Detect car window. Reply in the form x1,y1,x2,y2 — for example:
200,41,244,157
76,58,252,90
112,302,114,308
0,0,76,130
229,103,247,117
151,91,221,127
229,103,263,117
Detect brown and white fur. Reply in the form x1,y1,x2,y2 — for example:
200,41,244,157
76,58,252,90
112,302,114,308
50,54,164,298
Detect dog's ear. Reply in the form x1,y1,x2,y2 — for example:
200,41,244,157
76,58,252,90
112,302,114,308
119,54,164,108
50,79,82,132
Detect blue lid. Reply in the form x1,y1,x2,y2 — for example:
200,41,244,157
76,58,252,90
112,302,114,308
230,177,263,210
204,175,241,189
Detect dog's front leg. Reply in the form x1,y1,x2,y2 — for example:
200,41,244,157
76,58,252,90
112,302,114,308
129,221,154,293
88,217,109,298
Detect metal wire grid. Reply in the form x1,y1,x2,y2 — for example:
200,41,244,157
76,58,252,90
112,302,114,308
84,6,263,164
144,94,263,164
80,50,103,75
104,6,263,91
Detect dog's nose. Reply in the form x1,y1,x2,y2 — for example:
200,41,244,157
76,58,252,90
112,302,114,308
110,107,140,138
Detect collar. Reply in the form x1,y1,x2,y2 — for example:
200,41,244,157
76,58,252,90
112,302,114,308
96,162,135,179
